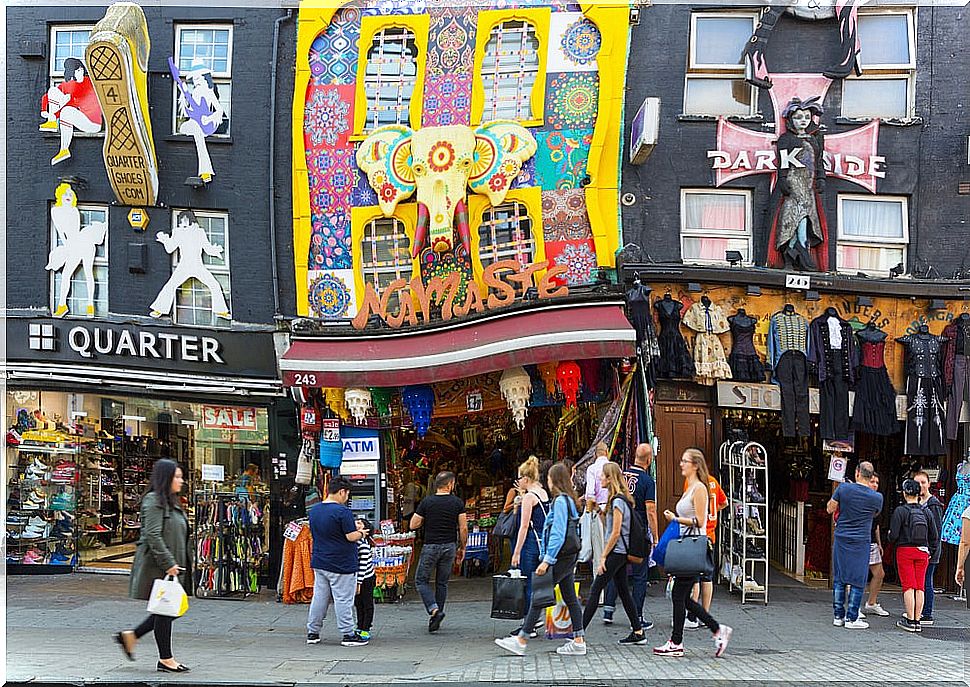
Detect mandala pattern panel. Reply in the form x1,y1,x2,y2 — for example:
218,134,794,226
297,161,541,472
511,156,537,190
420,245,473,316
545,239,599,287
308,269,357,319
423,74,473,127
362,0,428,16
547,72,599,130
534,128,594,191
427,10,476,77
308,8,361,86
541,189,593,241
304,85,353,149
548,12,601,73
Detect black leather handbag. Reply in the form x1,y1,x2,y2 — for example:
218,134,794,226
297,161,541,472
663,528,714,577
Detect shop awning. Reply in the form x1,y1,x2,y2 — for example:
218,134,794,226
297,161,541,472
280,301,636,387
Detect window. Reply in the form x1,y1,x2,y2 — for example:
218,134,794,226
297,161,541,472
837,195,908,276
172,211,231,326
361,217,412,311
472,9,550,126
49,26,92,81
362,28,418,131
49,206,109,317
684,13,756,116
478,202,536,272
680,190,752,264
173,25,232,136
841,12,915,119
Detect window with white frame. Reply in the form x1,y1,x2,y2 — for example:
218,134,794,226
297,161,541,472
49,26,92,81
173,25,232,136
680,190,752,264
841,11,915,119
49,206,109,317
478,202,535,272
172,210,231,326
362,27,419,131
361,217,411,311
836,195,908,276
480,20,541,122
684,13,757,117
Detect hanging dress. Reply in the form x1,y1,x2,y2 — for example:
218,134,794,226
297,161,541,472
897,333,946,456
728,315,766,382
850,334,900,436
683,300,732,386
654,299,695,379
940,468,970,545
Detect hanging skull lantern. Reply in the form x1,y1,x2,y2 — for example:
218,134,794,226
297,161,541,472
344,388,372,424
323,387,350,421
556,360,582,408
402,385,435,438
499,366,532,430
537,361,559,396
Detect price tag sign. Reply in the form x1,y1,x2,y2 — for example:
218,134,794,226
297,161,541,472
828,454,847,482
467,391,483,412
284,521,304,541
321,418,340,443
201,464,225,482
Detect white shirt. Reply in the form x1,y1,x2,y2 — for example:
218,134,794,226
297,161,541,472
828,317,842,349
585,456,610,506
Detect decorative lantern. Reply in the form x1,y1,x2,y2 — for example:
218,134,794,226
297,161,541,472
556,360,582,408
369,387,392,417
499,366,532,429
323,387,349,421
537,361,559,395
402,385,435,438
345,388,372,424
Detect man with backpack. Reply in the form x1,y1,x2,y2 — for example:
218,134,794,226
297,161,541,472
888,479,940,632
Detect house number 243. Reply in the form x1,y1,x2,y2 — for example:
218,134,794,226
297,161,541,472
293,373,317,386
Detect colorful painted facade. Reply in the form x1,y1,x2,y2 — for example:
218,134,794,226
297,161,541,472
292,1,629,320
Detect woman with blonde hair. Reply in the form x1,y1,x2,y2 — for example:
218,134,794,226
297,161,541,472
509,455,549,636
655,448,733,658
579,462,646,645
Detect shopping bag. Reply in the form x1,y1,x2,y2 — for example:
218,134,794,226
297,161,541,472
578,512,593,563
545,582,581,639
490,572,527,620
146,575,189,618
663,531,714,577
651,521,680,568
531,568,557,609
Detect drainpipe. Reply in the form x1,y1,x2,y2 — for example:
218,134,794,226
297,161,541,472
269,9,293,318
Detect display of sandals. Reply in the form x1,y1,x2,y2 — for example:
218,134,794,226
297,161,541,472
719,440,769,604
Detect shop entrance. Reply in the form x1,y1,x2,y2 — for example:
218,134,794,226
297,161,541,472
653,404,712,518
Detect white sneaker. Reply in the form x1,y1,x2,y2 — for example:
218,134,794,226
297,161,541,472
857,611,866,619
865,603,890,617
653,640,685,657
844,619,869,629
713,624,733,658
494,636,526,656
556,639,587,655
683,618,701,629
833,618,845,627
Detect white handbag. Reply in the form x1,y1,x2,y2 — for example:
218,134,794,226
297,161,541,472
146,575,189,617
578,512,593,563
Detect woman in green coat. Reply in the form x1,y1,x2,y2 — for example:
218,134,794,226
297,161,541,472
114,459,192,673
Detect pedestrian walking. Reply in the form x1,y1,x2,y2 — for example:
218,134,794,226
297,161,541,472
410,471,468,633
889,479,940,632
355,519,376,640
863,472,889,617
510,456,549,635
684,470,727,629
955,503,970,588
654,448,733,658
305,476,369,647
826,461,883,629
495,463,587,656
914,470,944,625
115,459,192,673
603,443,656,630
580,462,647,645
584,443,612,570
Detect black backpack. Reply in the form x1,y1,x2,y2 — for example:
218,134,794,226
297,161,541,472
614,497,648,564
907,505,929,548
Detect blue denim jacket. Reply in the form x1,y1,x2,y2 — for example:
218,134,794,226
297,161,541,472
541,494,578,566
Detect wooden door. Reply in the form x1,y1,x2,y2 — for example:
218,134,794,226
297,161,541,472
654,404,713,519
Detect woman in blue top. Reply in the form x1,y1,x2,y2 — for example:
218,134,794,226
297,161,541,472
496,463,586,656
510,456,548,628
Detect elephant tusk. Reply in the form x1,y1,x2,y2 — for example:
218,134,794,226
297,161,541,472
455,199,471,256
413,202,430,258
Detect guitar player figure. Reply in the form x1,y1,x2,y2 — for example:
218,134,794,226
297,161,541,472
169,58,224,185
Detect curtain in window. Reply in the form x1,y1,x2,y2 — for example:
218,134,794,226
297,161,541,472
684,193,746,232
840,199,904,239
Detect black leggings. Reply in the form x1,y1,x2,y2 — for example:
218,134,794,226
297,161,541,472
355,576,376,632
134,614,174,660
582,552,642,631
670,575,719,644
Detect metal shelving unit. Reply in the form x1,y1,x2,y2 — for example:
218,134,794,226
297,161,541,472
720,440,769,604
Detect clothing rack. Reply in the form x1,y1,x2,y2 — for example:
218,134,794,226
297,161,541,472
193,491,268,599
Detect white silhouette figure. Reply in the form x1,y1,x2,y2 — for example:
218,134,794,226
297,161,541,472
172,62,224,184
46,182,107,318
150,210,230,320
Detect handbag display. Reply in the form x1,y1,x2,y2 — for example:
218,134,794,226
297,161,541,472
490,571,527,620
146,574,190,617
663,528,714,578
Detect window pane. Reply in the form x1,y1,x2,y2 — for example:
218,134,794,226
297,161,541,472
693,16,751,66
363,28,418,130
683,193,748,233
684,78,751,116
178,28,232,74
837,244,904,274
841,198,905,240
172,212,230,327
858,15,910,65
479,202,534,271
682,237,750,263
52,264,108,317
481,21,540,122
52,29,91,75
842,78,908,119
362,218,411,312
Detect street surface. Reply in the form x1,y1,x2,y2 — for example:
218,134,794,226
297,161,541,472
5,573,968,686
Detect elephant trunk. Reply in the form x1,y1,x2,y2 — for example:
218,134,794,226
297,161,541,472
413,202,430,258
455,199,471,256
427,178,455,253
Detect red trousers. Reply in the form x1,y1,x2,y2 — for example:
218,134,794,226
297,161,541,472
895,546,929,591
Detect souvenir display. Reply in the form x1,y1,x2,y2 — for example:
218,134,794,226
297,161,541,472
896,328,946,456
851,324,900,436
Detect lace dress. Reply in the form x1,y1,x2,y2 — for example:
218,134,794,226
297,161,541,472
683,301,732,386
728,316,766,382
654,299,695,379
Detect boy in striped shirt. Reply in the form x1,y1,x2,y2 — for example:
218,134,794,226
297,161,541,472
355,520,376,640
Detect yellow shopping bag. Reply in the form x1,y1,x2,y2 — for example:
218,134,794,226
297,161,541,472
544,582,580,639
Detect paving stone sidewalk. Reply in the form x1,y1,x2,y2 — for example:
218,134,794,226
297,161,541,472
5,574,969,685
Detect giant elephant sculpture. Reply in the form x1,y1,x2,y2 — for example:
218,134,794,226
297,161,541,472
356,121,537,256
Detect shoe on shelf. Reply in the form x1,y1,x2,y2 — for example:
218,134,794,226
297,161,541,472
653,640,685,657
618,631,648,646
556,639,587,655
494,636,526,656
844,619,869,629
306,633,321,645
340,632,368,647
683,618,700,629
713,625,733,657
23,548,45,564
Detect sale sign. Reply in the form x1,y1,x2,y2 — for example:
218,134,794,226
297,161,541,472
202,405,258,431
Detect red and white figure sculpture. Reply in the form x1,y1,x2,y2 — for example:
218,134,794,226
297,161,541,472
40,58,103,166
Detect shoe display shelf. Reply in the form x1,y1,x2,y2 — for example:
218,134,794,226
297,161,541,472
719,440,769,605
6,437,80,574
193,491,269,599
120,434,157,544
78,434,123,554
